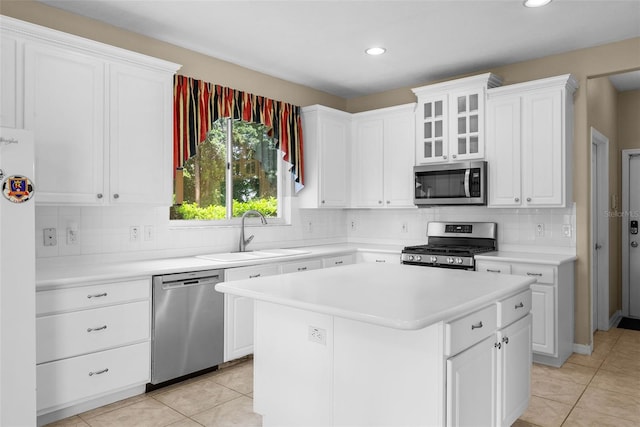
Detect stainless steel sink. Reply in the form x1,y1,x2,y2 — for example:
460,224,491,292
196,248,310,262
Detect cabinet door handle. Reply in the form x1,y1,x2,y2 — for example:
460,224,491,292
487,269,501,273
526,272,543,277
494,342,502,349
502,337,509,344
87,325,107,333
87,292,107,299
452,154,457,159
97,193,103,199
113,193,120,199
88,368,109,376
471,321,483,330
515,302,524,309
443,155,448,160
526,197,532,202
249,274,261,278
514,197,520,202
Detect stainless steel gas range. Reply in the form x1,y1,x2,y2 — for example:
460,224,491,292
401,222,497,270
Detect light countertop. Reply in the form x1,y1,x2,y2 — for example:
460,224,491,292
215,263,535,330
475,251,577,265
35,244,402,289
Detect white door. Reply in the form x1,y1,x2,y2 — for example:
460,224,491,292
628,154,640,317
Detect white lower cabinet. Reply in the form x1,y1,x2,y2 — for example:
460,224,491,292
37,342,150,412
477,258,574,367
35,278,151,417
446,290,532,427
223,264,279,362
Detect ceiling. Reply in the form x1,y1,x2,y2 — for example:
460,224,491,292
37,0,640,99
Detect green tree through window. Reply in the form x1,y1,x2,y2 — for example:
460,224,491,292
171,119,279,220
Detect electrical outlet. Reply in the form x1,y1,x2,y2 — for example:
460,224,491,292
144,225,154,241
43,228,57,246
308,326,326,345
130,226,140,242
562,224,572,237
401,222,408,233
351,220,356,231
536,223,545,237
66,227,78,245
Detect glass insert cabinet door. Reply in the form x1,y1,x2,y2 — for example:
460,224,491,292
452,91,482,159
418,95,448,163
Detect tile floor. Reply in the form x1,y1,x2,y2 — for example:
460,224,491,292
47,328,640,427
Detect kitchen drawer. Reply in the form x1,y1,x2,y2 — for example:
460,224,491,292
225,264,279,281
511,264,555,285
36,341,150,412
497,289,532,328
357,251,401,264
36,278,150,315
280,259,322,274
476,261,512,275
322,254,355,268
445,304,497,357
36,300,150,363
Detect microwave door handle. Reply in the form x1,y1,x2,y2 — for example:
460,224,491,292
464,169,471,198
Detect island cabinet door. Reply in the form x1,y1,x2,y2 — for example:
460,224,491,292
446,335,497,427
496,313,532,427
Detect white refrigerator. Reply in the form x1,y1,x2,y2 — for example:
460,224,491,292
0,127,36,426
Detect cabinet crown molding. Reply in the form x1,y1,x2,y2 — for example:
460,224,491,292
487,74,579,97
411,73,503,96
0,15,181,74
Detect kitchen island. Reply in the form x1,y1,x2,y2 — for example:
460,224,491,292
215,263,535,427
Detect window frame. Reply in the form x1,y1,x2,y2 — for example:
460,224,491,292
169,118,292,228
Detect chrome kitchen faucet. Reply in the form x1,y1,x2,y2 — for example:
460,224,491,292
238,210,267,252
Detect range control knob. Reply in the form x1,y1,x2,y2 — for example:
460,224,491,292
408,255,414,261
415,255,422,261
430,256,438,263
447,257,455,264
455,258,464,264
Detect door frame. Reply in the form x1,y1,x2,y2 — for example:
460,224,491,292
621,149,640,317
591,128,609,331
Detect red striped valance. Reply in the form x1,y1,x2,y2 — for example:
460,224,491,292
173,75,304,190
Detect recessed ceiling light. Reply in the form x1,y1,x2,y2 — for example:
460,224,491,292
523,0,552,7
365,47,386,56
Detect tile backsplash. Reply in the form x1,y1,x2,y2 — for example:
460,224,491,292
35,201,576,262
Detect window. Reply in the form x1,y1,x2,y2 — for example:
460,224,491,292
171,118,282,221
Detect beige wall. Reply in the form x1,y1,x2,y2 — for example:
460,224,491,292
587,77,621,318
3,0,640,346
618,89,640,151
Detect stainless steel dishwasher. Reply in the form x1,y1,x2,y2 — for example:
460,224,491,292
150,269,224,386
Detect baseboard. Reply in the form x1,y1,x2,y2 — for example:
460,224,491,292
572,342,592,355
609,310,623,329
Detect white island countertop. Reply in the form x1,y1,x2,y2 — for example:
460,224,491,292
215,262,535,330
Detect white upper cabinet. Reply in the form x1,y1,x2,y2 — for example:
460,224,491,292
299,105,351,208
486,74,577,208
1,16,181,206
0,32,19,128
412,73,502,164
351,104,415,208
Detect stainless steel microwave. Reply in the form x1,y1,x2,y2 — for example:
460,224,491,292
414,161,487,206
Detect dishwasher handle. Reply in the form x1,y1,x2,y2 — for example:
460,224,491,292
161,276,221,290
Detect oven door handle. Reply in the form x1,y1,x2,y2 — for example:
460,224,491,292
464,169,471,198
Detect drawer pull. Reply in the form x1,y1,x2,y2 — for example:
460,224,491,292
87,325,107,333
88,368,109,376
487,269,501,273
297,267,307,271
526,272,543,277
514,302,524,309
375,259,386,263
87,292,107,299
471,321,483,330
249,274,261,278
335,261,344,265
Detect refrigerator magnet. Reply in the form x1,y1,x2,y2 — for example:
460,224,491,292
2,175,35,203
